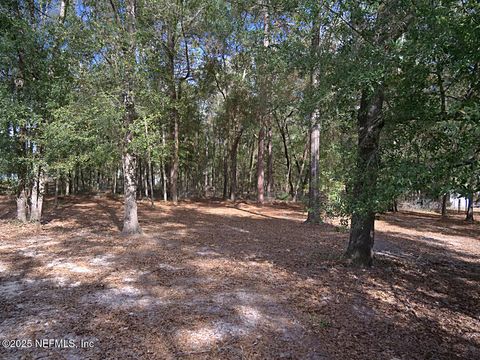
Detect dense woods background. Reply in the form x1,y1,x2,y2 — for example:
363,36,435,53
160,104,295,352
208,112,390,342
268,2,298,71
0,0,479,266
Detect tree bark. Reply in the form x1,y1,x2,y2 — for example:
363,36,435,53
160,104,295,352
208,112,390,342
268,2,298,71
266,126,274,200
30,165,45,222
305,16,321,222
256,5,269,204
54,171,60,208
112,167,117,194
66,171,70,196
276,118,294,199
121,0,141,235
147,158,154,206
138,158,143,199
167,25,179,205
441,193,448,218
16,185,27,222
223,141,229,199
257,126,265,204
466,192,474,223
230,127,243,201
248,140,256,195
293,138,309,201
306,122,321,223
162,127,168,202
122,151,141,234
345,86,384,266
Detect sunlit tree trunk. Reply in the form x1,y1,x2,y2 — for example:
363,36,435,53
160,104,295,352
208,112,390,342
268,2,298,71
305,17,321,223
112,167,117,194
121,0,141,235
16,184,27,222
65,171,70,196
122,149,141,234
30,165,45,222
306,121,321,223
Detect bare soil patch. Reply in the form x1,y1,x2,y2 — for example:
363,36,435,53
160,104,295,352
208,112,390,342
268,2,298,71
0,196,479,359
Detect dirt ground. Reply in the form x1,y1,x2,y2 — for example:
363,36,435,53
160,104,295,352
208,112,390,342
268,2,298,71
0,195,479,359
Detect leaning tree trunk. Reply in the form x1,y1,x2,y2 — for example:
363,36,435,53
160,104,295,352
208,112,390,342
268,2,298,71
466,192,474,223
345,87,384,266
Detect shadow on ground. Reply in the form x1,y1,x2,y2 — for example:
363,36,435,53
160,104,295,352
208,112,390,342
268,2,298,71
0,195,478,359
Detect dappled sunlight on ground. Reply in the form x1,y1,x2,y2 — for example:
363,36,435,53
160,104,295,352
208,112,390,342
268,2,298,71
0,195,478,359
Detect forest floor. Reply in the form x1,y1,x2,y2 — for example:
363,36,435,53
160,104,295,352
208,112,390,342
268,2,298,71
0,195,479,360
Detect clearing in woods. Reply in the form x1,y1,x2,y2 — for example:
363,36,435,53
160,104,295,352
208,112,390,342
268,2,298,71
0,195,479,359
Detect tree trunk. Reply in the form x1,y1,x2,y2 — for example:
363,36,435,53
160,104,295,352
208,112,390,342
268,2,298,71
66,171,70,196
54,171,60,208
257,126,265,204
230,128,243,201
161,127,168,202
248,140,256,195
305,17,321,222
293,139,309,201
138,158,143,199
223,142,229,199
266,126,273,200
30,165,45,222
276,119,294,199
112,167,117,194
346,86,384,266
256,5,269,204
122,151,141,234
148,158,154,206
441,193,448,218
144,160,149,199
466,192,474,223
306,122,321,224
121,0,141,235
16,185,27,222
166,24,179,205
204,134,209,197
